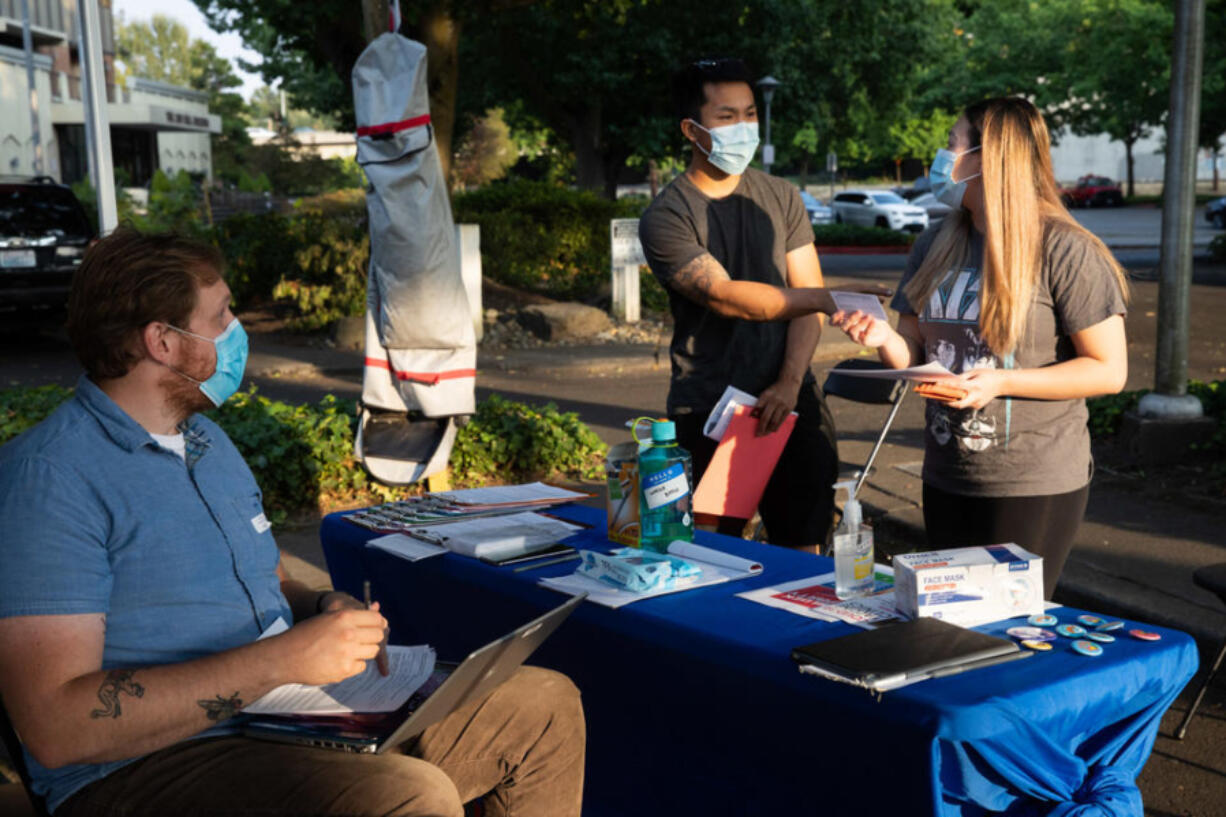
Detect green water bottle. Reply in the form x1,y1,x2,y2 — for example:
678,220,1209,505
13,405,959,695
636,419,694,553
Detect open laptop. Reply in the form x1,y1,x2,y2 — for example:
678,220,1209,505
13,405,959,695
242,594,584,753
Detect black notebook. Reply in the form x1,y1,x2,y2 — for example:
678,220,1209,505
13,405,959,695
791,617,1029,692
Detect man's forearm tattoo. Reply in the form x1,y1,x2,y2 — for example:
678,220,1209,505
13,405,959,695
90,670,145,719
198,693,244,721
672,255,724,306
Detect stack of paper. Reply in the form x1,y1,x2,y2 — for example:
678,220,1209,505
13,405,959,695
245,645,437,715
345,482,592,532
405,511,583,561
737,568,903,629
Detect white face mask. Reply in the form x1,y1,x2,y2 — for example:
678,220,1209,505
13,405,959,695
929,146,981,208
687,119,760,176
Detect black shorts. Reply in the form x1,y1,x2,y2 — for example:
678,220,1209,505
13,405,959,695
672,381,839,548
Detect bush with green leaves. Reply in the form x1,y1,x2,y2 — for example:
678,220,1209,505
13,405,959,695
1,386,606,526
450,394,606,485
813,224,916,247
452,179,647,301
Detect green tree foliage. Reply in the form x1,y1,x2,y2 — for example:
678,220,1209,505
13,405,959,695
937,0,1172,195
451,108,518,190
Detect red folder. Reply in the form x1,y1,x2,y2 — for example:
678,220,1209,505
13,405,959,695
693,405,796,519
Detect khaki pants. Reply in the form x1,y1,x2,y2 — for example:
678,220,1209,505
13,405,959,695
58,667,585,817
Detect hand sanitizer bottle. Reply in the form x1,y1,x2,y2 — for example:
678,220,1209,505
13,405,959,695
832,480,874,600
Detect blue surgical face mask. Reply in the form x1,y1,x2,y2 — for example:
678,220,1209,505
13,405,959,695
165,318,248,407
930,146,981,209
688,119,760,176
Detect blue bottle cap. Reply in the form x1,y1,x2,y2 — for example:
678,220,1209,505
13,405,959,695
1086,632,1115,643
1077,614,1104,626
650,421,677,443
1028,614,1058,627
1096,621,1125,632
1056,624,1087,638
1071,639,1103,657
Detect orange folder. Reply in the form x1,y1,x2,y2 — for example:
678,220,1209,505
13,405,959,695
693,405,796,519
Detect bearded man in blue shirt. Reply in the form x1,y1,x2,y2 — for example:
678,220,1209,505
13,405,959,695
0,229,584,817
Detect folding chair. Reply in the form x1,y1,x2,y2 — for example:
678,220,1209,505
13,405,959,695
821,358,909,500
0,698,48,817
1175,563,1226,740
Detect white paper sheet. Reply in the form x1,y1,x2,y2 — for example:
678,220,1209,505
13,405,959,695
703,385,759,441
408,512,582,560
244,645,436,715
541,545,761,608
367,533,448,562
667,541,762,574
830,361,959,383
737,568,903,629
432,482,589,506
830,291,889,322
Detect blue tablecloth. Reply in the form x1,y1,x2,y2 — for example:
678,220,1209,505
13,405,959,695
320,504,1198,817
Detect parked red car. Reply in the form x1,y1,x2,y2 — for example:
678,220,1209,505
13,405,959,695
1061,175,1125,208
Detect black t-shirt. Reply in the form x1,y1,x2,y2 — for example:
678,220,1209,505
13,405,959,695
639,168,815,415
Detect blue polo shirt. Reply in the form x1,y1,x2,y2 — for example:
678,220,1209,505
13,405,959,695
0,376,291,813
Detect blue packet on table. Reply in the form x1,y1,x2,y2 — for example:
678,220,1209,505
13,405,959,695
577,548,701,593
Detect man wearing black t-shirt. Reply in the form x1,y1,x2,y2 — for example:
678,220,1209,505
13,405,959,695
639,58,843,551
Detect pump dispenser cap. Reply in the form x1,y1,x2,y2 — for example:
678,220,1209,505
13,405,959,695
651,420,677,443
833,480,861,532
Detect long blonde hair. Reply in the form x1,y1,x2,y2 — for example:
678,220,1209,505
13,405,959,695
904,97,1129,356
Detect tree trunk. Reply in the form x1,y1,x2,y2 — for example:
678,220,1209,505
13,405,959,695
417,6,461,183
798,158,809,190
601,148,629,200
569,106,606,195
1125,138,1135,198
361,0,390,43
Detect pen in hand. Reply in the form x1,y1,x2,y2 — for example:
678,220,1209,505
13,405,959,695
363,580,390,677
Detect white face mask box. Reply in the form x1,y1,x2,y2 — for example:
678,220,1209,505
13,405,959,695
893,544,1044,627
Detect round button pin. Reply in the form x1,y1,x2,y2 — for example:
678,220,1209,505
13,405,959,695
1007,626,1057,642
1077,615,1104,627
1129,629,1162,642
1072,640,1103,657
1028,614,1058,627
1096,621,1125,632
1021,640,1053,651
1056,624,1087,638
1086,632,1115,643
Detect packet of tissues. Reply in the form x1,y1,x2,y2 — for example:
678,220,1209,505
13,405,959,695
577,548,701,593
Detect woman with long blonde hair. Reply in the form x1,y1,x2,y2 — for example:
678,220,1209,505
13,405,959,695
832,97,1129,594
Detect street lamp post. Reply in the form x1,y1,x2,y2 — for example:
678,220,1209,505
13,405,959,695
757,75,780,175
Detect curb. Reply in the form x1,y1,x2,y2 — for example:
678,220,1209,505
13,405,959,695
816,245,912,255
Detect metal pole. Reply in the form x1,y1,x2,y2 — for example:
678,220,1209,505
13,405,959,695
21,0,43,176
1141,0,1205,418
77,0,118,233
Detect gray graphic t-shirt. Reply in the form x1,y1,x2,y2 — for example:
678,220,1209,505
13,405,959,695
892,224,1127,497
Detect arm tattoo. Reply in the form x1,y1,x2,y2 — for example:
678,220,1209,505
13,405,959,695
90,669,145,719
197,693,244,722
671,254,729,308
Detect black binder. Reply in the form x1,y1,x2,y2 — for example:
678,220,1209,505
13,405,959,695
791,617,1029,692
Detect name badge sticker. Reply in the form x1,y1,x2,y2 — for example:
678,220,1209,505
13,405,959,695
251,513,271,534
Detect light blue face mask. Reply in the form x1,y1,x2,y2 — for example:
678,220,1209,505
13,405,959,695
166,318,249,407
929,146,981,209
688,119,760,176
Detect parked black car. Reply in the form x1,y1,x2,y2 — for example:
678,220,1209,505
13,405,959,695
1206,196,1226,230
0,176,93,321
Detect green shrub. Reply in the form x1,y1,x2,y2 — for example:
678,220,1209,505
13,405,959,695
813,224,916,247
1088,379,1225,443
212,197,369,328
452,179,646,301
0,386,606,526
451,394,607,485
